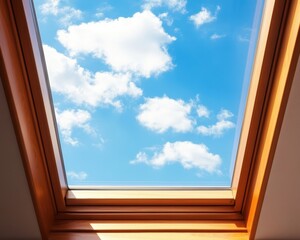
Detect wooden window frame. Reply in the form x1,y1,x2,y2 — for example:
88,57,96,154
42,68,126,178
0,0,299,239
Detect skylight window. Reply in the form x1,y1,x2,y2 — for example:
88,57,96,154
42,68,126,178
33,0,264,187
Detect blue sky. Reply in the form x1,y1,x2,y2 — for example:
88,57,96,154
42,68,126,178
33,0,264,187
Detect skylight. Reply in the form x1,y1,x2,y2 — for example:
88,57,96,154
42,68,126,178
33,0,265,187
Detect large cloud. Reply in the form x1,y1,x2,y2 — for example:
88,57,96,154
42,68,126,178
197,109,235,136
43,45,142,109
57,11,175,78
137,96,193,133
142,0,187,13
131,141,221,173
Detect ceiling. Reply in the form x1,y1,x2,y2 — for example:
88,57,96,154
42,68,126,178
0,56,299,239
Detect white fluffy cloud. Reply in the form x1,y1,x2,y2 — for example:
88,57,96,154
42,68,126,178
197,105,210,118
40,0,82,25
197,109,235,136
131,141,221,173
67,171,88,181
55,108,92,146
197,121,235,136
142,0,187,13
137,96,193,133
43,45,142,109
57,11,175,78
190,5,220,28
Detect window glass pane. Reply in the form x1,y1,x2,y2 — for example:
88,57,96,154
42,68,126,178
33,0,264,187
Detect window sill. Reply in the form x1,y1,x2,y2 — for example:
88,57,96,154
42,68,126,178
49,232,249,240
67,189,234,205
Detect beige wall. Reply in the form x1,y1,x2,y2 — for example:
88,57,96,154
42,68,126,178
0,78,41,239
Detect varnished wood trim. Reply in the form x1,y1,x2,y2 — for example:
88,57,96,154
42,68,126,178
63,205,236,213
0,0,56,237
244,0,300,239
65,189,237,220
56,212,243,221
232,0,288,210
10,0,68,211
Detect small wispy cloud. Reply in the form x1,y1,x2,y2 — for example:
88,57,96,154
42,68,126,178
55,108,93,146
190,5,221,28
130,141,221,173
92,137,106,149
94,3,113,19
210,33,226,40
217,109,234,121
197,109,235,137
142,0,187,13
67,171,88,181
237,28,252,42
158,12,174,26
197,105,210,118
40,0,60,15
237,35,250,42
137,96,194,133
40,0,82,25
